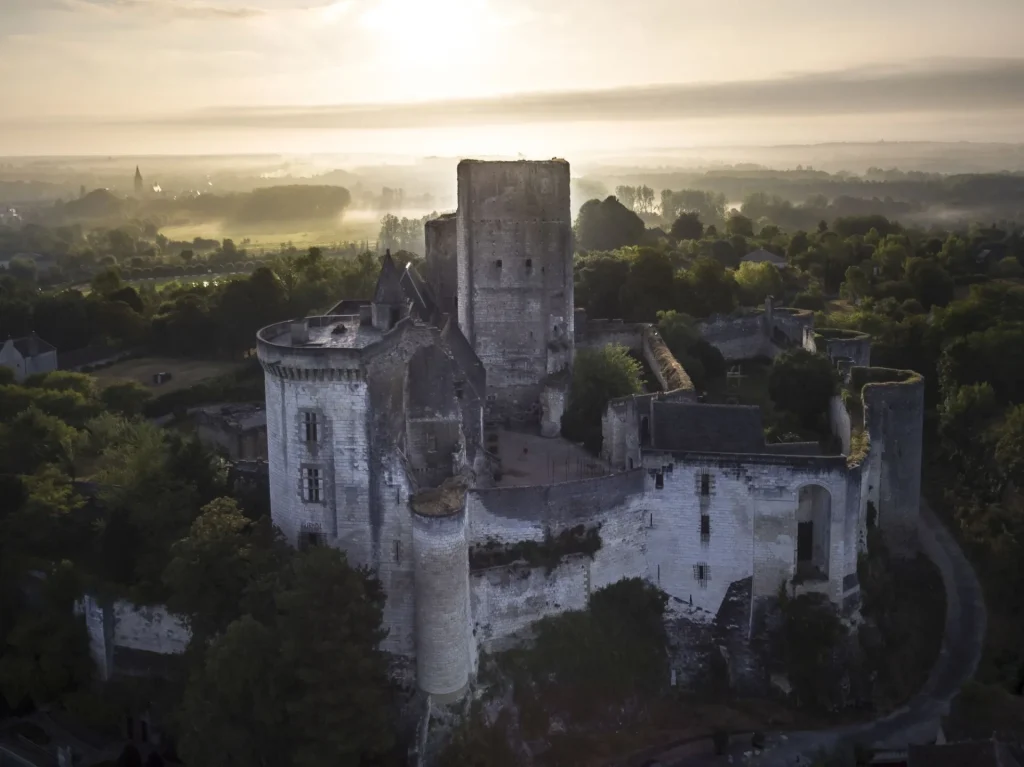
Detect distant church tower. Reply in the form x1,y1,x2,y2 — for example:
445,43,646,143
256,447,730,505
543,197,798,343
134,166,144,198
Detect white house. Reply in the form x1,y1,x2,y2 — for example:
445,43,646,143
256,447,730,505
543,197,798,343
0,333,58,382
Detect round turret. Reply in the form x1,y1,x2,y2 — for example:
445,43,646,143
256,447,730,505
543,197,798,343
410,482,471,700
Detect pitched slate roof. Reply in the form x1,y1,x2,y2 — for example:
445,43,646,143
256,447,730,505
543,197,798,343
440,318,485,401
401,264,438,323
741,248,788,268
373,250,407,305
10,332,56,358
651,401,765,454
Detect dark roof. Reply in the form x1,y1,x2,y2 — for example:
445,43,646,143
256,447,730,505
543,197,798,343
373,251,407,305
441,318,485,400
401,265,438,323
908,741,1024,767
741,248,788,267
10,333,56,358
651,401,765,454
325,298,370,316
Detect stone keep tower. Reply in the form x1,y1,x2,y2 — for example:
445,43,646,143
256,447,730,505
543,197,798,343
456,160,574,419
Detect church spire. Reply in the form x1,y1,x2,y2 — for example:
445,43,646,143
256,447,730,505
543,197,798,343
134,166,144,198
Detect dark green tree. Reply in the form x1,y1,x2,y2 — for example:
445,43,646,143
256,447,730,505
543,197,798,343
574,197,646,252
768,349,839,430
670,212,704,241
562,345,643,453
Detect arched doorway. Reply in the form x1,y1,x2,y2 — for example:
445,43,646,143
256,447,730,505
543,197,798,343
795,485,831,582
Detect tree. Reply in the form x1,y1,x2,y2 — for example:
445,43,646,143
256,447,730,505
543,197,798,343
734,261,784,306
574,197,646,252
164,498,284,645
905,257,954,309
670,212,703,241
677,257,737,318
178,548,397,767
619,248,676,322
840,265,871,303
177,615,293,767
768,349,839,430
574,252,632,319
562,345,643,453
100,381,152,418
725,213,754,238
180,249,195,264
0,406,80,477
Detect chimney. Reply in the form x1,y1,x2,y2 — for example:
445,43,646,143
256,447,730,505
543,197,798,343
290,319,309,345
359,303,372,326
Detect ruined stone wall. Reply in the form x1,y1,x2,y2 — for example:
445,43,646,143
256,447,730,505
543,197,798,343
696,312,775,361
642,327,696,395
642,452,853,617
470,557,590,650
858,368,925,556
539,383,567,438
75,596,190,682
424,214,458,317
770,307,814,347
456,160,574,410
575,320,645,351
829,394,853,454
466,469,647,544
806,328,872,368
412,507,471,698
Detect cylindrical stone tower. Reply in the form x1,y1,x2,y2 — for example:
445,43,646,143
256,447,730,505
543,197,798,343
410,498,471,700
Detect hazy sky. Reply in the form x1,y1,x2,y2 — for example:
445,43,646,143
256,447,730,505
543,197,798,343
3,0,1024,155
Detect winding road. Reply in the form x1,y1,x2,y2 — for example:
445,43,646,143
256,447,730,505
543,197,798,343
659,499,987,766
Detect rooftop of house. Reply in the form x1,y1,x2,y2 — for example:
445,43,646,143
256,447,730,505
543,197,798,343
741,248,788,267
5,332,56,358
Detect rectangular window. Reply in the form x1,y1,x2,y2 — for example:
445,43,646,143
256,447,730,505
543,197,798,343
694,562,710,587
700,514,710,543
302,467,323,503
427,434,438,451
655,471,664,489
700,472,711,496
302,410,320,443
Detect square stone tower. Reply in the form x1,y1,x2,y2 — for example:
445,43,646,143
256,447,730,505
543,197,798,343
456,159,574,416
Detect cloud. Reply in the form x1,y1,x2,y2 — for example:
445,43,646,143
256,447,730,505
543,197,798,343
94,56,1024,130
7,57,1024,131
55,0,268,19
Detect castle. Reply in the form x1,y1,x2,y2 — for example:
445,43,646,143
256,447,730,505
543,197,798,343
255,159,924,702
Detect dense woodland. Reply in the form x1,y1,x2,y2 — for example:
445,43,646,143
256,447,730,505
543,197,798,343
2,180,1024,763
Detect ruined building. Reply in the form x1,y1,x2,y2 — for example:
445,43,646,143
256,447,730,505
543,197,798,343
256,159,924,701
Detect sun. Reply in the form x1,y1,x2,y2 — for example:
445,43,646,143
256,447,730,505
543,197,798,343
358,0,500,75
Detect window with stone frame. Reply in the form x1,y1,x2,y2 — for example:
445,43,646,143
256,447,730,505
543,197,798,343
693,562,710,587
299,524,326,549
700,514,710,543
696,471,715,497
300,409,322,444
301,466,324,503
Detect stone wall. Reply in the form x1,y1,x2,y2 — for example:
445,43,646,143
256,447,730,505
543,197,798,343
470,557,590,650
858,368,925,556
642,327,695,395
456,160,574,410
805,328,872,368
75,596,190,682
466,469,647,544
424,214,458,317
575,319,645,351
696,312,774,361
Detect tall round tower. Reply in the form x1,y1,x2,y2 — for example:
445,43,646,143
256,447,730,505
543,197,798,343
410,488,472,701
256,316,372,552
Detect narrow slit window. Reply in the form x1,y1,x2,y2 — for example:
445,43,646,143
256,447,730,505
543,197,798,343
495,259,503,268
302,411,319,443
700,514,710,543
655,471,664,489
693,562,710,587
701,472,711,496
526,258,533,269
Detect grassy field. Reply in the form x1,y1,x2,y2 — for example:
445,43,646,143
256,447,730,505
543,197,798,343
92,356,245,395
159,213,381,253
